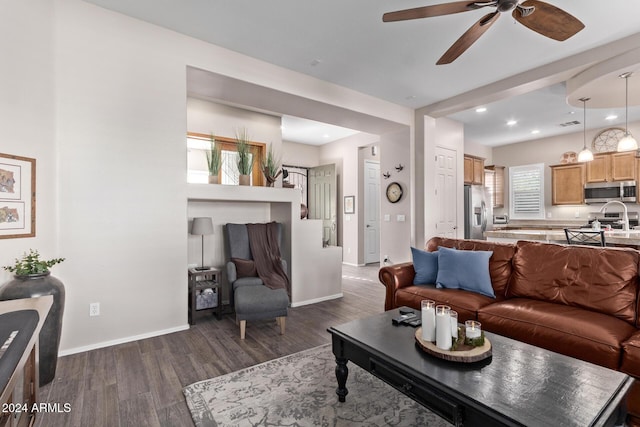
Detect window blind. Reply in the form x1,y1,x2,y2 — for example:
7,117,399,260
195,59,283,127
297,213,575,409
509,163,545,219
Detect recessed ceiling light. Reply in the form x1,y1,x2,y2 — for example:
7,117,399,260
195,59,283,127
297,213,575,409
323,134,330,138
531,130,540,134
507,120,517,126
475,107,487,113
605,114,618,121
310,59,322,67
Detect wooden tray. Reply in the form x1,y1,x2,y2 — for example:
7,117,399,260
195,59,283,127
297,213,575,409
414,327,492,363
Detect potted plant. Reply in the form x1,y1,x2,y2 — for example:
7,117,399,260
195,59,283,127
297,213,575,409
0,249,66,386
206,134,222,184
262,145,282,187
236,128,254,186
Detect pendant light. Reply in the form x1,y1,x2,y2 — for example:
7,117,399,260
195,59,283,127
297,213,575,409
577,97,594,162
617,72,637,152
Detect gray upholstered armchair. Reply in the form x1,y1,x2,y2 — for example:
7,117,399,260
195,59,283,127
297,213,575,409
224,223,289,339
224,223,288,293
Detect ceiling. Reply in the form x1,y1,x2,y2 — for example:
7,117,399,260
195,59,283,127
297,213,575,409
84,0,640,146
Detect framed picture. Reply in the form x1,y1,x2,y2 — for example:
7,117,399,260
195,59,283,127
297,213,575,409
344,195,355,214
0,153,35,239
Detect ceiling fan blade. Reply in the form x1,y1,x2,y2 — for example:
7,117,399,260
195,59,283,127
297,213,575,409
513,0,584,41
437,11,499,65
383,1,491,22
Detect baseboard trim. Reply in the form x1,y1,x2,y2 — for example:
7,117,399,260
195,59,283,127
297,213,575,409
59,324,190,356
342,262,366,267
291,293,343,307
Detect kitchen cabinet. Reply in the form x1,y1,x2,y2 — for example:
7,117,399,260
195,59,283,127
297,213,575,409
550,163,585,205
586,152,636,183
464,155,485,185
485,165,505,208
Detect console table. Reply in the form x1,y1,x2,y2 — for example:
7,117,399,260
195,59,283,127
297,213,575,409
0,296,53,427
188,267,221,325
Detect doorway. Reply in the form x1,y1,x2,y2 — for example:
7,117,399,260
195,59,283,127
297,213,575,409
308,164,337,246
364,160,380,264
435,146,458,238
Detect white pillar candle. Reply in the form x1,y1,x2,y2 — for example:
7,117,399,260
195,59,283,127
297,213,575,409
465,320,481,339
450,310,458,339
435,305,452,350
421,300,436,342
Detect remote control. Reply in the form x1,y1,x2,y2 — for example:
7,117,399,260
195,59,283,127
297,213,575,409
392,312,417,325
399,307,415,315
407,318,422,327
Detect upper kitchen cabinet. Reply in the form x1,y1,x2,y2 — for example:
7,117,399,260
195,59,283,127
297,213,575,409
464,155,485,185
586,152,636,183
550,163,585,205
485,165,505,208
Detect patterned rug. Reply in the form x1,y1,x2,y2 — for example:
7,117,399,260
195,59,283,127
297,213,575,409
183,343,451,427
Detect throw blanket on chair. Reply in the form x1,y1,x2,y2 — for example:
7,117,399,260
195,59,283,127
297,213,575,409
246,222,290,296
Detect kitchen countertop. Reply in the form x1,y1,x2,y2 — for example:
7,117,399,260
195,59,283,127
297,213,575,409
485,229,640,246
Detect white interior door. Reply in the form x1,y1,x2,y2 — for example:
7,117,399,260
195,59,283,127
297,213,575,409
435,147,457,237
308,164,337,246
364,160,380,264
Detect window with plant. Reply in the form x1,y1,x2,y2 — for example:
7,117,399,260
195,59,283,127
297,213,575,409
186,132,265,185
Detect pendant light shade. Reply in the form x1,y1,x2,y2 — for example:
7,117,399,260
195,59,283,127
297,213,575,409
617,72,637,152
578,97,594,162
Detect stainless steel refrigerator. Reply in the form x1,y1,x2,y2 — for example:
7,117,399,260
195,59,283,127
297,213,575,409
464,184,493,240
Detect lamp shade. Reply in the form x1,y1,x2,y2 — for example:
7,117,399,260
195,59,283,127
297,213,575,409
578,148,594,162
191,217,213,235
617,133,638,152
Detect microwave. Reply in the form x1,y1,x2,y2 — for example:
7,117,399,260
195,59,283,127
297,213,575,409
584,181,637,204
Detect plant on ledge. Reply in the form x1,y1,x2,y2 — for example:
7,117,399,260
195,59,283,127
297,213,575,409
206,134,222,184
3,249,65,276
236,128,254,185
262,145,282,187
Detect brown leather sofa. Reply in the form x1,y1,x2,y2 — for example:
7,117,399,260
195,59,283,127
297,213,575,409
379,237,640,425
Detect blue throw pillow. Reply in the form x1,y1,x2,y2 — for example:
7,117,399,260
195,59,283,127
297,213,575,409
436,246,495,298
411,247,438,285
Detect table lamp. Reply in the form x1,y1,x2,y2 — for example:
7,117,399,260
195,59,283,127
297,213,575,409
191,217,213,270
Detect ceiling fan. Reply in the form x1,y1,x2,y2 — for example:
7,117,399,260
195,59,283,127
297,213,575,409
383,0,585,65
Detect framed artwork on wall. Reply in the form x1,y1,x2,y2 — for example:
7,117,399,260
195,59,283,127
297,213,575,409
0,153,35,239
344,195,355,214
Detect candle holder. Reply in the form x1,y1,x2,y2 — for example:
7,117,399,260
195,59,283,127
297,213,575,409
464,320,485,347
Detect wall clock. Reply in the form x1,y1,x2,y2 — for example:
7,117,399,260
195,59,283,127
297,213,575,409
386,182,403,203
592,127,626,153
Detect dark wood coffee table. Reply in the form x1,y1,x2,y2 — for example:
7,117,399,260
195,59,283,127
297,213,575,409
328,309,632,427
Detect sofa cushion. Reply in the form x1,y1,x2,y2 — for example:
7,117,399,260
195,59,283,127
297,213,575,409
435,247,495,298
507,240,639,325
426,237,515,299
411,247,438,284
479,298,636,370
395,284,495,323
622,332,640,378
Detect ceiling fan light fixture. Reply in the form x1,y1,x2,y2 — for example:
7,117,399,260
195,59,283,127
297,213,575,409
617,72,637,152
578,97,593,162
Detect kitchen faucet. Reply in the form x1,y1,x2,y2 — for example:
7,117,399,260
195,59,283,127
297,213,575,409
599,200,630,231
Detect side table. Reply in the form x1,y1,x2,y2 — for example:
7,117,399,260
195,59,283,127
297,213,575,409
188,267,222,325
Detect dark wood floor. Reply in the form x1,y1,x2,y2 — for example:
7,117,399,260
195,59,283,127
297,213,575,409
35,264,385,427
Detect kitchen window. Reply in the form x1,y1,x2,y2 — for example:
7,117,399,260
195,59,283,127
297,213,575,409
509,163,545,220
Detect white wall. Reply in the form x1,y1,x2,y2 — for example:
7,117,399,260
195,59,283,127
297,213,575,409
0,0,57,281
6,0,411,354
464,140,493,164
493,120,640,221
282,141,322,168
379,129,413,265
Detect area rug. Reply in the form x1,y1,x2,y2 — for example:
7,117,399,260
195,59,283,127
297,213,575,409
183,343,452,427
